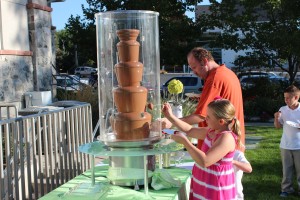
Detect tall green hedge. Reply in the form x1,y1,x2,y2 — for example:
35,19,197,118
242,78,287,121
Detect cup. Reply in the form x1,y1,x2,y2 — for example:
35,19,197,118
162,153,171,168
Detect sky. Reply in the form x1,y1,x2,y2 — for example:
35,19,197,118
52,0,89,31
52,0,212,31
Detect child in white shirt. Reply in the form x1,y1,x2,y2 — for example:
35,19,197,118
274,85,300,197
233,150,253,200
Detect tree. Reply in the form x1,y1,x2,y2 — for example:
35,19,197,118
59,0,203,71
199,0,300,83
55,16,96,73
55,29,75,73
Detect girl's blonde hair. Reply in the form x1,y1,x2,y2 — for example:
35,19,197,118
208,99,241,148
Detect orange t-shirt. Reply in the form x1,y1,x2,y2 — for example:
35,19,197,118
195,64,245,151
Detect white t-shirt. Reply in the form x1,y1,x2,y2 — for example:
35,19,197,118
278,104,300,150
233,150,250,200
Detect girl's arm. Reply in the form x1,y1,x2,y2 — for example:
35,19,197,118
162,102,192,132
185,127,208,140
232,160,252,173
172,132,235,167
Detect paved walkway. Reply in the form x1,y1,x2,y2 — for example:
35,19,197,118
245,121,274,127
245,121,274,149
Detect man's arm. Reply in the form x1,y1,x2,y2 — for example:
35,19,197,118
180,113,205,125
161,113,205,129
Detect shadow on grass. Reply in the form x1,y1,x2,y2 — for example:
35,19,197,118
243,126,299,200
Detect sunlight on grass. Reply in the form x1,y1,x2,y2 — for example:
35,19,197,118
244,126,299,200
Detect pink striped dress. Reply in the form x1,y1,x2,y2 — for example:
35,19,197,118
189,129,237,200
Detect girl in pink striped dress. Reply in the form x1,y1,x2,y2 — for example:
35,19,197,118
162,98,241,200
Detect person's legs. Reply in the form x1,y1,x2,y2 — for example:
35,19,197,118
281,148,295,193
292,150,300,194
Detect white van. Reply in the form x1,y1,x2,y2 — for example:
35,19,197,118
74,66,97,76
160,76,203,97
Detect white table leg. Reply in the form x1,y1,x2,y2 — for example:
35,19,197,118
144,155,148,195
91,155,95,186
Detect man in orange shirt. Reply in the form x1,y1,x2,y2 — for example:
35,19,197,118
163,47,245,151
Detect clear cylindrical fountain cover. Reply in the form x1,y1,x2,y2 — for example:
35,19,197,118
95,10,162,143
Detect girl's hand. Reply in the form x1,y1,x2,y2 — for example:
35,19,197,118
171,132,188,145
232,160,237,166
162,102,174,119
151,118,172,130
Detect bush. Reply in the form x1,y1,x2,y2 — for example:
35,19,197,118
56,87,99,128
182,98,198,116
244,97,284,121
242,78,286,121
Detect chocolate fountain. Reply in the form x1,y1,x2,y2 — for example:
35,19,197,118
95,10,162,187
112,29,151,141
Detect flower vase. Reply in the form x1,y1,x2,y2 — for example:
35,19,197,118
162,103,182,168
172,104,183,118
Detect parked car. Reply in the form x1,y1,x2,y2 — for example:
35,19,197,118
237,71,278,80
69,74,89,85
74,66,97,76
55,75,79,91
160,76,203,97
240,75,288,89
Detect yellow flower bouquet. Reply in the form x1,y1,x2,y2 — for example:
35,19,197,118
167,79,183,106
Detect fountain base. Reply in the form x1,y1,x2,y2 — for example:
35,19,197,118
108,145,156,186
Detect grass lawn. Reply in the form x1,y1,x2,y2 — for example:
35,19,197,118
243,126,299,200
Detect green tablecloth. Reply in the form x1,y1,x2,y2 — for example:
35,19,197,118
39,165,192,200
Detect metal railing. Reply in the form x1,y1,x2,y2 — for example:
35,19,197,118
0,103,93,199
0,104,18,120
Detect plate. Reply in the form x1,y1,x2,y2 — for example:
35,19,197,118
185,93,201,98
286,121,300,128
162,129,177,135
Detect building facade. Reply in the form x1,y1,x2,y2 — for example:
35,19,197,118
195,4,268,69
0,0,60,108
